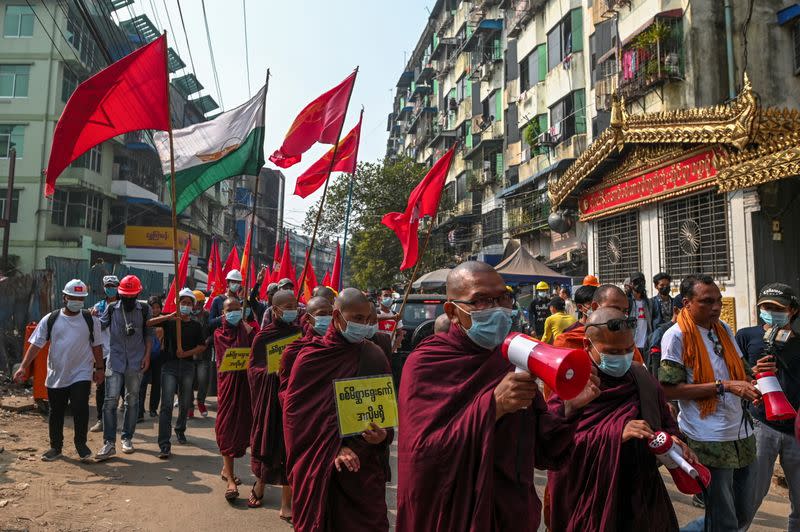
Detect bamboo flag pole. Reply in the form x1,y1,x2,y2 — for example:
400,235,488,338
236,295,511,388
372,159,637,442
297,66,359,296
339,106,364,286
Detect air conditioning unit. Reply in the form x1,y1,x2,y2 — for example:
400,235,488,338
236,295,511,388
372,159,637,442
538,132,557,147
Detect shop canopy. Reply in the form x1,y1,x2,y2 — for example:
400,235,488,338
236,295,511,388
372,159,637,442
412,268,451,290
494,246,570,286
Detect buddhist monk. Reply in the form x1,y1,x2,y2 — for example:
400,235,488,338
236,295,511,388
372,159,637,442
284,288,393,532
433,313,451,333
396,261,600,532
213,297,255,502
312,285,337,306
548,307,696,531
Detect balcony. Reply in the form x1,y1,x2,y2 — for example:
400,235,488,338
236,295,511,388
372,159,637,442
618,18,684,101
464,120,503,160
455,197,473,217
507,0,545,37
506,190,550,237
467,165,501,191
409,82,434,102
462,19,503,52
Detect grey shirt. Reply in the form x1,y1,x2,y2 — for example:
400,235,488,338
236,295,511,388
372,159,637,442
100,300,153,373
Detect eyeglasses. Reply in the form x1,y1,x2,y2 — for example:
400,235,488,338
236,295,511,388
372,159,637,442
585,317,638,332
451,293,514,310
707,329,723,357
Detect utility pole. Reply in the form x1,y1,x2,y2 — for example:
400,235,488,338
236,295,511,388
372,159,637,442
1,147,16,270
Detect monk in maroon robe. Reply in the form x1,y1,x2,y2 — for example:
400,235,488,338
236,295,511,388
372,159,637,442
548,307,695,531
284,288,393,532
397,261,601,532
213,297,255,502
247,289,302,515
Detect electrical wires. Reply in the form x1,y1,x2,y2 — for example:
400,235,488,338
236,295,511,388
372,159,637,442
199,0,225,111
243,0,252,97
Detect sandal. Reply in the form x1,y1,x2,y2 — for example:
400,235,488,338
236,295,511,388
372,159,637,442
247,482,264,508
279,514,293,525
224,487,239,502
221,473,242,485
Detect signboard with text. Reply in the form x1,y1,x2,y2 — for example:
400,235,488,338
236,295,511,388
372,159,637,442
124,226,201,255
219,348,250,372
333,374,399,437
266,333,302,374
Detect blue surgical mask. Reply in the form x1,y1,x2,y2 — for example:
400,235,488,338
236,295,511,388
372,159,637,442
66,299,84,312
340,321,374,343
381,298,393,308
229,282,241,293
281,309,298,323
226,310,242,326
179,305,193,316
593,342,634,377
105,287,118,298
312,315,332,336
457,306,513,350
760,309,790,328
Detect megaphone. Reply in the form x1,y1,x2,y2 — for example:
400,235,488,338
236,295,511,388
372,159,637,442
755,371,797,421
501,332,591,401
648,431,711,495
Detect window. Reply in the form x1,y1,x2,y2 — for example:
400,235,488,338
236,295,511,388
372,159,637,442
61,68,79,102
519,46,543,92
482,208,503,247
50,190,104,232
456,75,466,102
547,9,583,71
549,90,585,143
0,189,20,222
65,10,99,70
521,114,548,157
660,191,731,279
0,65,29,97
72,145,102,173
3,6,34,37
595,211,640,284
0,125,24,158
455,172,468,201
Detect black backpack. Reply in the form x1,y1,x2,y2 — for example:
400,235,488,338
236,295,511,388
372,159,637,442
46,309,95,344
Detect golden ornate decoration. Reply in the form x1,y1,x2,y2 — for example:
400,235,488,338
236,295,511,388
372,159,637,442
721,297,737,333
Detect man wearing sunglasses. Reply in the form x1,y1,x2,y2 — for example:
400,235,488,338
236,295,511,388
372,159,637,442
396,261,600,532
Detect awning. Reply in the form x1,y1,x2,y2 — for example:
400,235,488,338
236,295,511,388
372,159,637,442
498,158,574,198
411,268,451,290
778,4,800,25
621,9,683,47
495,245,570,285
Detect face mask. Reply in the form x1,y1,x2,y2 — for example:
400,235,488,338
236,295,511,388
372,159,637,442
658,286,671,296
66,299,84,312
340,321,374,343
245,307,253,318
121,297,137,312
312,315,332,336
760,309,790,328
226,310,242,326
592,342,634,377
281,309,298,323
537,291,548,298
105,287,118,298
579,306,593,319
180,305,193,316
381,298,393,308
229,282,241,293
458,306,513,350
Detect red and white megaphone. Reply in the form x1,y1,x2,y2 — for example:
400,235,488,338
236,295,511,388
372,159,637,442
755,371,797,421
501,332,591,401
648,431,711,495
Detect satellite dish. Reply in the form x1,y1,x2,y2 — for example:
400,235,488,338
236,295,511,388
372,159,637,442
548,211,574,234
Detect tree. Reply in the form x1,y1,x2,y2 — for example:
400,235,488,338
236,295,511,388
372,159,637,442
303,158,451,289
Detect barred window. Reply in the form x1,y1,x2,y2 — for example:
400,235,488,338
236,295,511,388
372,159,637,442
595,211,640,284
660,191,730,279
482,208,503,247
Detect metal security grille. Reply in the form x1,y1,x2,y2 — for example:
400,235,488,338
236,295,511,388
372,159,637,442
595,211,640,284
660,191,731,279
482,208,503,247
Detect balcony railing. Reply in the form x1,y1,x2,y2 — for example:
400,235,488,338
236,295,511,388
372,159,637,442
506,190,550,236
619,19,684,100
455,197,473,217
467,166,501,191
595,74,618,112
507,0,544,37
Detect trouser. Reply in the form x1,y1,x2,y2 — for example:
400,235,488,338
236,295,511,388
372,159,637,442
747,420,800,531
158,359,194,451
46,381,91,452
139,357,163,415
95,380,104,420
103,369,143,444
705,461,754,532
194,358,210,405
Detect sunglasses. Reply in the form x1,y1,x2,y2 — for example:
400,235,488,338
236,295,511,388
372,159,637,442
585,317,638,332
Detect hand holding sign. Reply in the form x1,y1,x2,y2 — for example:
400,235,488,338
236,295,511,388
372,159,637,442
333,375,398,437
362,422,388,445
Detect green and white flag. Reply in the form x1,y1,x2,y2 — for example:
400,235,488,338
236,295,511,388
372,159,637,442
154,84,266,213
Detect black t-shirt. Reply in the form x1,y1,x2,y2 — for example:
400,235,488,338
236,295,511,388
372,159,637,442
160,319,205,364
529,297,550,337
736,325,800,435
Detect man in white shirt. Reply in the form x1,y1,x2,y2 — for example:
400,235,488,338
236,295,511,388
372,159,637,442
659,274,760,532
14,280,105,462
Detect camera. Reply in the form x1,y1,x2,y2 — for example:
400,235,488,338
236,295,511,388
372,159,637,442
125,324,136,337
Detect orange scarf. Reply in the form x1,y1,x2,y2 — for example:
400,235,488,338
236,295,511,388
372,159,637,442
677,308,747,417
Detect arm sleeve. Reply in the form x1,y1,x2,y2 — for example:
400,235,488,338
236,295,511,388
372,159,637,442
144,307,154,340
208,298,223,328
735,330,751,364
99,304,112,330
28,315,50,348
91,317,104,347
541,317,554,344
659,329,687,385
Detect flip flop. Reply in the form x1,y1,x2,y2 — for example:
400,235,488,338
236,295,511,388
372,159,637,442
279,514,293,526
247,482,264,508
221,473,242,485
225,487,239,502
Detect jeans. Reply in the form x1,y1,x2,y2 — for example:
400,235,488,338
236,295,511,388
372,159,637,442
158,360,194,451
138,357,162,417
95,380,104,421
195,358,210,405
103,369,143,444
703,461,754,532
46,381,90,452
747,421,800,531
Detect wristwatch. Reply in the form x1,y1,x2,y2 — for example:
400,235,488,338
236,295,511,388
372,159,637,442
715,379,725,396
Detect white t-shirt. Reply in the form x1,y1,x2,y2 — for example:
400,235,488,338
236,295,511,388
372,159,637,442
93,300,111,359
29,310,103,388
661,321,749,442
634,299,648,348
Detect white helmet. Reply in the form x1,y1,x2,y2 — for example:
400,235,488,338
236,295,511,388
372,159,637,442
102,275,120,286
226,269,243,282
178,288,197,302
63,279,88,297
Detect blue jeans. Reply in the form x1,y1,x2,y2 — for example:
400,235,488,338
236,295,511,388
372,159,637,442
747,421,800,531
158,360,194,451
194,358,210,405
703,461,754,532
103,369,143,444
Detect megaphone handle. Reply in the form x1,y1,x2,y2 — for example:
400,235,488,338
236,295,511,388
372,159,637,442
515,366,526,374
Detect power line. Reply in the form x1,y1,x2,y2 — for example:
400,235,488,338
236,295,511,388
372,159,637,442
175,0,198,85
199,0,225,110
242,0,252,97
24,0,81,78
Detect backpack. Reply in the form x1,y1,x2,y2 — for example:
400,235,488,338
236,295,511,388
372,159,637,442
106,302,149,341
46,309,95,344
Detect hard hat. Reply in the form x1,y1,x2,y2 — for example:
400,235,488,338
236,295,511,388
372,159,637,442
582,275,600,287
535,281,550,291
178,288,196,302
102,275,120,287
277,277,294,289
118,275,143,296
192,290,206,303
226,269,243,282
63,279,88,297
506,285,514,293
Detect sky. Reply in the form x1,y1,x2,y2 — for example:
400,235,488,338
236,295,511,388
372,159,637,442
124,0,433,233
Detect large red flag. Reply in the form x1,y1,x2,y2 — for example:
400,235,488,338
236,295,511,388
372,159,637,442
258,266,272,301
272,240,281,270
45,35,169,195
205,245,240,309
382,146,456,270
298,254,318,304
204,240,224,310
277,237,293,282
269,71,357,168
294,113,362,198
163,237,192,314
240,226,253,286
321,270,331,288
331,241,342,291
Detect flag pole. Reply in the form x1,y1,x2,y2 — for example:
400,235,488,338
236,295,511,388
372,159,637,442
164,30,182,346
339,106,363,288
391,218,435,346
297,66,359,296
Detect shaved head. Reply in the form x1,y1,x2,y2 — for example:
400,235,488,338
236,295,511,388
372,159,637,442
333,287,373,331
584,306,635,362
446,261,499,299
592,284,630,315
434,313,451,334
306,296,332,316
272,289,297,309
312,285,336,305
444,261,508,331
223,297,241,311
336,287,369,311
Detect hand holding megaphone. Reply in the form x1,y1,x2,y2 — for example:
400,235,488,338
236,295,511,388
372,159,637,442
648,431,711,495
754,371,797,421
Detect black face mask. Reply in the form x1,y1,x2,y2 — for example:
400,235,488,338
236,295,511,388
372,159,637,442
121,297,137,312
658,286,671,296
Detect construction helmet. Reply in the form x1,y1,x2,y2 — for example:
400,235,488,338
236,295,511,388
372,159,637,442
535,281,550,291
582,275,600,287
226,269,243,282
63,279,88,298
102,275,120,287
178,288,197,302
192,290,206,303
118,275,143,297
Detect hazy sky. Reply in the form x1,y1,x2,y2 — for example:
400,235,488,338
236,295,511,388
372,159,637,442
125,0,432,231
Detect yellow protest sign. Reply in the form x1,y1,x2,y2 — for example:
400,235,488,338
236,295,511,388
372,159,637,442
333,374,398,437
266,333,302,374
219,348,250,372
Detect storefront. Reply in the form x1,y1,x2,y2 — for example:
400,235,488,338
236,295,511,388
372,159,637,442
548,76,800,329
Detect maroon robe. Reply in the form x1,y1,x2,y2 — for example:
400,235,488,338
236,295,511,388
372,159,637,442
548,367,680,532
284,327,393,532
278,328,315,409
214,318,255,458
396,324,578,532
248,319,301,485
369,331,393,364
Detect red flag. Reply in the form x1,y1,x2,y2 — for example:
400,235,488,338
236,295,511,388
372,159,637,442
205,245,240,310
294,113,362,198
272,240,281,270
206,239,220,294
240,226,253,286
258,267,272,300
331,241,342,291
269,71,357,168
277,237,293,282
163,237,192,314
298,255,318,304
382,146,456,270
45,35,169,195
321,271,331,288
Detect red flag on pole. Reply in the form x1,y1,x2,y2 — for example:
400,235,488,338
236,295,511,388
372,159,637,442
331,241,342,291
382,145,456,270
294,113,362,198
205,245,240,310
272,240,281,270
163,237,192,314
45,35,169,195
240,225,253,286
268,71,357,169
277,237,293,282
321,270,331,288
298,254,318,303
206,239,220,295
258,266,272,301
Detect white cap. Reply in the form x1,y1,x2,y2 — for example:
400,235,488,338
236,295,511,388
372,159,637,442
63,279,88,297
102,275,120,286
178,288,197,302
226,269,243,282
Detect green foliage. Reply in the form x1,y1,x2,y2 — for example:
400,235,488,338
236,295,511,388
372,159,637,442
633,21,671,50
523,120,541,148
